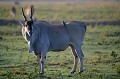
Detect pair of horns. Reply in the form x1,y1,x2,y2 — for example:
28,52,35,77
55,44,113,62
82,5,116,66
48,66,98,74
22,6,33,21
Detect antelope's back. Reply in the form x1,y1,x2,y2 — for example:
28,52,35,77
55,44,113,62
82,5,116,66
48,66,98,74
64,21,86,44
47,23,70,51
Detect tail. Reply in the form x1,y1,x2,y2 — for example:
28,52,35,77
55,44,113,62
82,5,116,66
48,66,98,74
63,21,68,32
63,21,66,27
63,21,86,32
63,21,70,38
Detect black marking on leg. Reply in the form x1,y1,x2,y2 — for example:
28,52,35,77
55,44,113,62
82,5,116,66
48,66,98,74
45,56,46,59
39,55,41,58
41,61,43,64
75,55,78,59
80,58,84,60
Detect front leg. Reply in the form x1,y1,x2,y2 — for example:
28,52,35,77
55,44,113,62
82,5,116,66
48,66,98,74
36,53,42,74
40,55,45,74
40,49,48,74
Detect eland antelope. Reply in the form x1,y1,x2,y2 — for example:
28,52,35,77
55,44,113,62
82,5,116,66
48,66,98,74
10,6,16,19
19,7,86,74
25,5,34,16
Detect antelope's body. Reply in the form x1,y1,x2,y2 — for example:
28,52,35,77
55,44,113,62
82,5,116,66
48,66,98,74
20,7,86,74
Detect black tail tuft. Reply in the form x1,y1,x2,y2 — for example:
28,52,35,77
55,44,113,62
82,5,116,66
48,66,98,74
63,21,66,26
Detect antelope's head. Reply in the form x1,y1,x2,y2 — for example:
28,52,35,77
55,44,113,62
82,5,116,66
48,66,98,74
19,7,33,36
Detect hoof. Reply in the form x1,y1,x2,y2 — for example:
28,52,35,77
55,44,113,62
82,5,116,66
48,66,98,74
78,70,84,74
40,72,44,74
70,71,76,74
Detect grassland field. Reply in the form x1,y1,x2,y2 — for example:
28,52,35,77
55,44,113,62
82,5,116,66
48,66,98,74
0,1,120,79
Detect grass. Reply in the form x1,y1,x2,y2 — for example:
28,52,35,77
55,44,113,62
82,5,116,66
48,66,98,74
0,25,120,79
0,1,120,21
0,1,120,79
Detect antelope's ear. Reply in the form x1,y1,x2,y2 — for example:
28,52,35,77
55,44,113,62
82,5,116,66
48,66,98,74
19,21,24,27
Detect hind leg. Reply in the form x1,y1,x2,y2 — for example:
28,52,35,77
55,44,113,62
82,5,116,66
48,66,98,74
70,45,79,73
74,45,84,74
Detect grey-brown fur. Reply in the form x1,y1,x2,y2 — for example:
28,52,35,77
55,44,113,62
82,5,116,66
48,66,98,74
20,7,86,74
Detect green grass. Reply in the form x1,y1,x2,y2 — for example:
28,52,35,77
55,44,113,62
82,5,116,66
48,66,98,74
0,25,120,79
0,1,120,79
0,1,120,21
